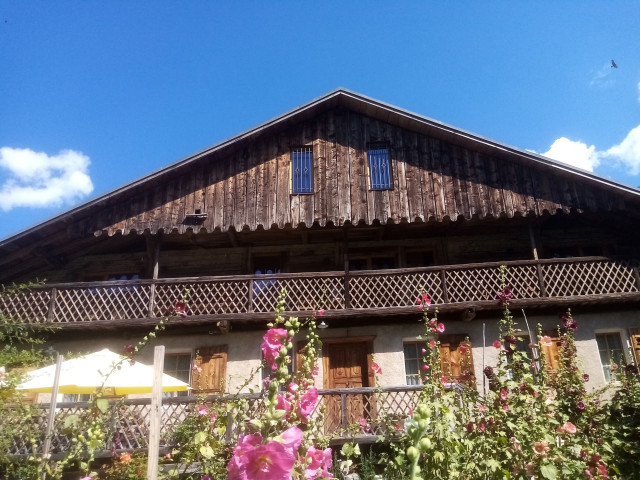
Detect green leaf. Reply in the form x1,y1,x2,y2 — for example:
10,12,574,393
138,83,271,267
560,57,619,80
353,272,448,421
486,459,500,472
540,463,558,479
63,414,79,429
96,398,109,413
194,431,207,444
199,445,214,459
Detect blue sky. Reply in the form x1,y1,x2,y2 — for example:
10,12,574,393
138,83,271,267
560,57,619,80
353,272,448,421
1,2,639,240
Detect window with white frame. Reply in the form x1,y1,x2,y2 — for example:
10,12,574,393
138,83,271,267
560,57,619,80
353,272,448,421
596,333,625,382
403,341,428,385
164,353,192,397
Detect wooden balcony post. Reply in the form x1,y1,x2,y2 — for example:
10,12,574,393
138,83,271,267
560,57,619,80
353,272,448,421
248,279,254,312
46,288,57,323
147,282,156,318
633,263,640,292
439,269,450,304
343,271,351,309
340,393,348,430
536,262,547,297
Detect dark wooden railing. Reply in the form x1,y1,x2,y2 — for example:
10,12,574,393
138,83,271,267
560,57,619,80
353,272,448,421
4,386,425,457
1,257,639,326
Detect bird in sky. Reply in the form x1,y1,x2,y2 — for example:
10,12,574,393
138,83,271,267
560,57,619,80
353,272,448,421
611,59,618,68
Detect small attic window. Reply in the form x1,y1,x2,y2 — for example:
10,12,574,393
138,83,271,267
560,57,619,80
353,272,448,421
291,147,313,194
367,145,392,190
183,209,208,225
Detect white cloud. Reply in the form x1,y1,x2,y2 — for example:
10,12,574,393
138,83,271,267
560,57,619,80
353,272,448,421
0,147,94,211
542,137,600,172
601,125,640,175
540,125,640,177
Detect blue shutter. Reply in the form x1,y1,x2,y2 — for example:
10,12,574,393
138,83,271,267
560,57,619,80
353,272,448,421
291,148,313,194
368,148,391,190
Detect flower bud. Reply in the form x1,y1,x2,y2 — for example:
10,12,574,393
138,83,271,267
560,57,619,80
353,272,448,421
407,446,419,461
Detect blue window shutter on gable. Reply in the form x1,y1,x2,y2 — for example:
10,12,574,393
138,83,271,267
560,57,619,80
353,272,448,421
368,148,391,190
291,148,313,194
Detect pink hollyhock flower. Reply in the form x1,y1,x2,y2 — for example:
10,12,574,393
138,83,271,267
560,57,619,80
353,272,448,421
359,417,371,433
422,364,429,371
305,446,326,478
493,340,502,349
429,340,436,348
210,412,217,423
557,421,577,434
201,476,211,480
229,441,296,480
371,362,382,374
478,404,487,412
500,388,508,401
297,387,318,421
421,348,427,354
429,319,436,327
80,477,93,480
276,393,292,414
416,293,431,309
311,364,319,377
278,425,303,457
583,374,589,382
197,405,208,416
261,328,289,370
436,323,445,333
313,309,325,317
288,382,299,394
173,301,188,317
533,441,549,457
321,447,333,478
459,344,468,354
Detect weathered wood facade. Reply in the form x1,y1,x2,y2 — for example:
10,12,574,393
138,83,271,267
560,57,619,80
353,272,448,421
1,89,639,401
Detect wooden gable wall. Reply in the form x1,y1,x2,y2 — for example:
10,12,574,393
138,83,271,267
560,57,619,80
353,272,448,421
71,108,627,237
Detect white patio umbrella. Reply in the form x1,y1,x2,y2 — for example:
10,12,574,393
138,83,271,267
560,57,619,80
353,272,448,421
17,348,190,395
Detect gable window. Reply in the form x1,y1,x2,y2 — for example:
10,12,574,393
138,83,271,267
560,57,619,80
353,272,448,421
291,147,313,194
596,333,624,382
164,353,192,397
367,146,391,190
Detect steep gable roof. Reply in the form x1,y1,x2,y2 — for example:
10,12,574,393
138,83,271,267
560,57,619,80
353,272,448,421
1,88,639,251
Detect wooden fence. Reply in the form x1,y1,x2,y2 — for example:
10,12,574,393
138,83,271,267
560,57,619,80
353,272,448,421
1,257,638,325
4,386,426,457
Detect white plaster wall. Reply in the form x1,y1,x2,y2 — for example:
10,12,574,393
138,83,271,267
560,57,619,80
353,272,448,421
41,309,639,402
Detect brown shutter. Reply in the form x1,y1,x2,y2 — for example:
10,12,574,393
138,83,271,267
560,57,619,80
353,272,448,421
191,345,227,394
439,334,475,384
629,328,640,365
540,331,562,372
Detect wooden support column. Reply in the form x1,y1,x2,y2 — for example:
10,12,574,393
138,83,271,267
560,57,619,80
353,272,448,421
42,354,63,480
146,233,162,317
528,223,539,260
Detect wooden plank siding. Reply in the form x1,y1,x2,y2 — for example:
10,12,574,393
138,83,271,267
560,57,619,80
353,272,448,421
71,108,628,237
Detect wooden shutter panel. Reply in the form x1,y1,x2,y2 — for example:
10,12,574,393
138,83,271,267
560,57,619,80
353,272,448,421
629,328,640,365
439,334,475,384
191,345,227,394
540,331,562,372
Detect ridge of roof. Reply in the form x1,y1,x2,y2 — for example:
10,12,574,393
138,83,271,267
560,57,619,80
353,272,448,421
1,88,638,246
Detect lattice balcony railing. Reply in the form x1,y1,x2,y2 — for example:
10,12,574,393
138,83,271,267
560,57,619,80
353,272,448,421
0,257,638,324
2,387,427,457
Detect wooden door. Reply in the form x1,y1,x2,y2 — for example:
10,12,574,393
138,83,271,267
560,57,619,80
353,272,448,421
323,341,372,433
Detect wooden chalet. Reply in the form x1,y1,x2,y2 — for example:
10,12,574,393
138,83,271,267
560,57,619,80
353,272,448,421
1,89,640,440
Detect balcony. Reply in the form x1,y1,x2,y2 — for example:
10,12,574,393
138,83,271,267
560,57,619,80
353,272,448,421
5,386,425,457
1,257,639,329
